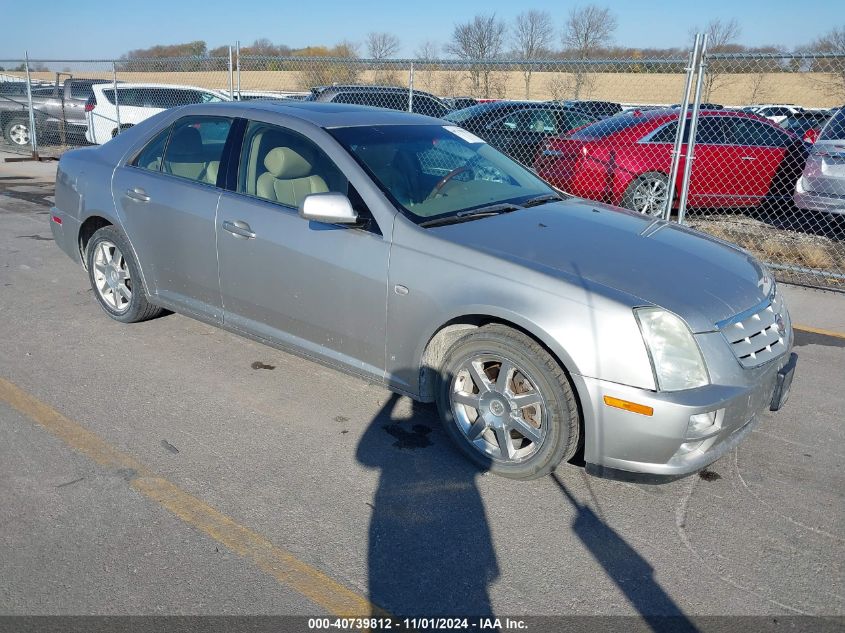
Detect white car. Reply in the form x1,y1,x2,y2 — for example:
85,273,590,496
748,104,804,125
794,107,845,214
222,90,309,101
85,83,229,144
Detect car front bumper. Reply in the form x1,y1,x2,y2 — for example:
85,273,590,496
572,350,797,481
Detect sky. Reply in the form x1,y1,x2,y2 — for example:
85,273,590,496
1,0,841,60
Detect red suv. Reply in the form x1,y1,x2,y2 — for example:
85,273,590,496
535,109,808,216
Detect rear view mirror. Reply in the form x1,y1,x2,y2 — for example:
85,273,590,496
299,192,359,225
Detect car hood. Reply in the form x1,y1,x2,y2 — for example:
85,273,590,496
430,198,769,332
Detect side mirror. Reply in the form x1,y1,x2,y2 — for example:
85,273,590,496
299,192,359,225
803,128,818,144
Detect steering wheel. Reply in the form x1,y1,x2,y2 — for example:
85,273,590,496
426,166,470,200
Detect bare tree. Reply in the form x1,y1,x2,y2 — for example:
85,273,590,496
513,10,554,99
414,40,440,92
748,71,768,103
694,18,742,100
561,5,617,98
367,32,400,60
366,32,400,85
809,26,845,99
445,13,507,98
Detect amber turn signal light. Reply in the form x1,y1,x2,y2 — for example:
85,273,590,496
603,395,654,416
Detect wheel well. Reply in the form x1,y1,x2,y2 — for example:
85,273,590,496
78,216,112,266
418,314,586,462
419,315,575,400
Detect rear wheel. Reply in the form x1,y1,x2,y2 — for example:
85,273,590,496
86,226,162,323
623,172,670,217
435,324,580,479
3,118,30,147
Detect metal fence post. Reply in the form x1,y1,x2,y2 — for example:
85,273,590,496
112,61,121,135
23,52,39,159
663,38,700,220
227,46,234,101
677,33,708,225
408,62,414,113
236,41,241,101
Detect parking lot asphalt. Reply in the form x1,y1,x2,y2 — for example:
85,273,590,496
0,156,843,622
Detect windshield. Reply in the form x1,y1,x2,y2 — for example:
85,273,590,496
329,124,555,224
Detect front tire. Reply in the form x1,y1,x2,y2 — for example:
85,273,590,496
435,324,580,480
86,226,162,323
623,172,670,217
4,117,30,147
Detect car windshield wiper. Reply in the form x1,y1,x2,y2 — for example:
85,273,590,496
418,203,521,228
520,193,564,208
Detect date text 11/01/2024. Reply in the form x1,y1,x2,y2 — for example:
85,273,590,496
307,617,528,630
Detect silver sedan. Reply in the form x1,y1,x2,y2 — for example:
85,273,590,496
49,100,797,480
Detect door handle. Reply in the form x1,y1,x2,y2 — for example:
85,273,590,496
126,187,150,202
222,220,256,239
740,156,757,161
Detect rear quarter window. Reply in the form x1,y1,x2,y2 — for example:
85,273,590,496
820,110,845,142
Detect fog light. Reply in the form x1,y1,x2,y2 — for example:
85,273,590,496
686,409,723,439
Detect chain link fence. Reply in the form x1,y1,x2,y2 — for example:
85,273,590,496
1,47,842,289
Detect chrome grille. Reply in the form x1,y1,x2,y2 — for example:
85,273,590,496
719,291,789,368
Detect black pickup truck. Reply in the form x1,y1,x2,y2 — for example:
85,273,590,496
0,74,113,148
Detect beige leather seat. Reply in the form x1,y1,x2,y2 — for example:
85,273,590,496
256,147,328,206
164,127,207,181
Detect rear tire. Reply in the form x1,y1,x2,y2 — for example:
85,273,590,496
622,172,670,217
435,324,580,480
85,226,162,323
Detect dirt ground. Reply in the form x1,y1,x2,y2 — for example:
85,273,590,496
16,69,845,108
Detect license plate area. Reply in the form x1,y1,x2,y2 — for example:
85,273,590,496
770,353,798,411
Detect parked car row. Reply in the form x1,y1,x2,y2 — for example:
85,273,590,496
533,106,844,216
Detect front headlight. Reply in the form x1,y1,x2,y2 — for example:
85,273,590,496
634,308,709,391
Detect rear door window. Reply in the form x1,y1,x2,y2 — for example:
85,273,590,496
161,116,233,185
642,117,723,144
499,109,559,133
725,118,789,147
412,96,449,118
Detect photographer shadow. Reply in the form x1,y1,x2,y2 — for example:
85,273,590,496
356,392,498,619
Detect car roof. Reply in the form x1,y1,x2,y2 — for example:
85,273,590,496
201,99,446,127
312,84,441,98
94,82,224,91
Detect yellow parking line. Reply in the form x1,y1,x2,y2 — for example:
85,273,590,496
0,377,382,618
793,324,845,340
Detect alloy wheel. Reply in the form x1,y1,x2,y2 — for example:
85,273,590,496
632,177,668,217
92,240,132,313
449,354,548,463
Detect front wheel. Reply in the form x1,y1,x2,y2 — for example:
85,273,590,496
435,324,581,479
622,172,670,217
86,226,162,323
3,118,30,147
